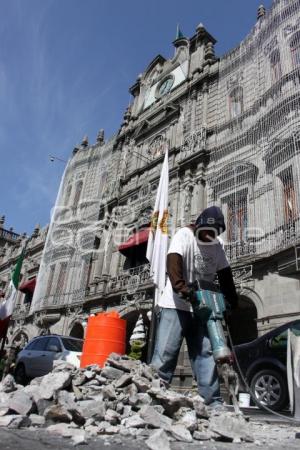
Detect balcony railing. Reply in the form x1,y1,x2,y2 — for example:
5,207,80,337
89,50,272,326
0,228,20,242
225,222,300,263
225,240,257,262
12,303,31,318
107,263,152,295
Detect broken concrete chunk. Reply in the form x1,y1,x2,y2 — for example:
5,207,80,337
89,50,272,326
139,405,172,430
8,390,34,416
107,353,121,361
39,371,72,399
53,360,75,372
71,429,87,446
123,383,138,397
169,424,193,442
193,395,210,419
0,414,30,428
104,425,120,434
84,370,95,380
177,409,197,432
104,408,120,425
72,371,86,387
77,400,106,420
141,365,155,381
0,375,17,393
209,413,254,442
136,392,152,407
146,429,171,450
122,414,146,428
133,376,151,393
114,373,132,388
84,424,99,436
36,398,52,416
148,388,193,417
101,366,124,380
29,414,45,427
193,430,211,440
47,423,74,437
102,384,117,400
106,357,139,373
0,406,9,416
44,404,73,423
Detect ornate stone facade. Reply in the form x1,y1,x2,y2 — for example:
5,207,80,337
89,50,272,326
1,1,300,382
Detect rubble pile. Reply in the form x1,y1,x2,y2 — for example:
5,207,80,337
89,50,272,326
0,353,254,447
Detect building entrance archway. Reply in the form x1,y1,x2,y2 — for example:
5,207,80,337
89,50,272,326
69,322,84,339
227,295,258,345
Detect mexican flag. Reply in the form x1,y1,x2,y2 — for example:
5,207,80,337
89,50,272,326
0,251,25,338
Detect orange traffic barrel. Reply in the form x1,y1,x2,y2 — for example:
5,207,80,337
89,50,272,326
80,311,126,368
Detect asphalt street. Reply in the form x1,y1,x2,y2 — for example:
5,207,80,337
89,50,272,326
0,424,300,450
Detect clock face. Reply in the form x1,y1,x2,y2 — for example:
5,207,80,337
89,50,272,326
157,76,174,97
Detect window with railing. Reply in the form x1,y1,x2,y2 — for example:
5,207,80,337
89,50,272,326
227,195,248,243
270,49,282,83
229,86,243,119
290,31,300,68
45,265,55,297
278,167,297,224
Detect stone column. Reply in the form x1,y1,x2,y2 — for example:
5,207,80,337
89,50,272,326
190,89,198,133
92,230,107,281
201,81,209,128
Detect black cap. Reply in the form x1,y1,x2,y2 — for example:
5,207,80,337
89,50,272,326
195,206,226,235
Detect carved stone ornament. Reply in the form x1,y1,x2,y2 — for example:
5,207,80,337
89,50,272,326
181,128,206,158
148,135,166,158
232,265,253,285
121,291,147,307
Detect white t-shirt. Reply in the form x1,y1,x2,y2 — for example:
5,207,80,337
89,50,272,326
158,226,229,312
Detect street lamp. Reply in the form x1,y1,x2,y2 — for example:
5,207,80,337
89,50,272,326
49,155,67,163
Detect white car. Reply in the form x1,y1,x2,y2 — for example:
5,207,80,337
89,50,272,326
15,335,83,384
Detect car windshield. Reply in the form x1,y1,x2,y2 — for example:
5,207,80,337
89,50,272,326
61,338,83,352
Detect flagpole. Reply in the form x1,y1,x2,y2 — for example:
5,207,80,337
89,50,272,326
146,289,158,364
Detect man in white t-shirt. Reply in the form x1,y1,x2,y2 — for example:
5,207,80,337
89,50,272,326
151,206,238,407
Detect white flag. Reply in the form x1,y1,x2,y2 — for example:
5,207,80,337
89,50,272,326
146,148,169,303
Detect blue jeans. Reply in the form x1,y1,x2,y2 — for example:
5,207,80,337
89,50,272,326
151,307,222,406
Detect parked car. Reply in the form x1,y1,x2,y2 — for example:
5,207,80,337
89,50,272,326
233,319,300,411
15,334,83,384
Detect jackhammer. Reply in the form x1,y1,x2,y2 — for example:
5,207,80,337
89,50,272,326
189,280,241,414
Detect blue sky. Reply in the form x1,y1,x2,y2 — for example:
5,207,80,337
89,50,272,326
0,0,272,235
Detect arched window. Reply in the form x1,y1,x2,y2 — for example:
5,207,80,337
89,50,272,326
270,49,282,83
229,86,243,119
290,31,300,68
73,181,83,207
227,193,248,243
